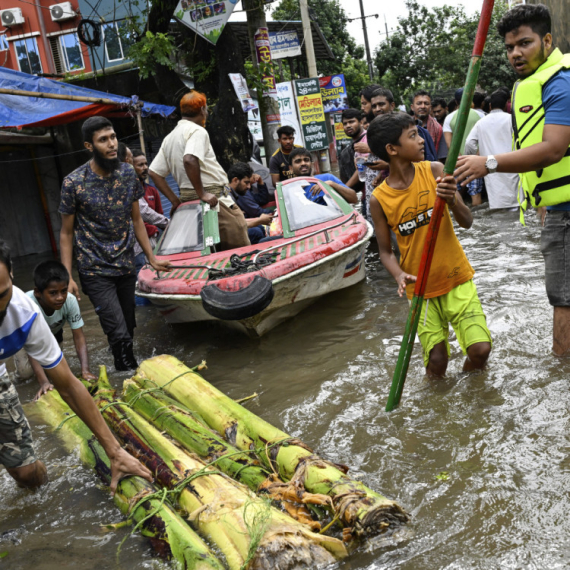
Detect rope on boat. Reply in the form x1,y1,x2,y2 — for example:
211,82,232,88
208,251,279,281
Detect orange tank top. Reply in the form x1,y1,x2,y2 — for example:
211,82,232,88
372,161,474,300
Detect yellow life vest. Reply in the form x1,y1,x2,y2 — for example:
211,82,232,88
513,48,570,211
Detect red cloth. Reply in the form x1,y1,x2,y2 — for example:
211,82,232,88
425,115,443,154
142,182,163,237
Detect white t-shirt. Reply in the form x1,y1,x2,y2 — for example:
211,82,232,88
26,291,84,336
149,119,228,190
0,286,63,377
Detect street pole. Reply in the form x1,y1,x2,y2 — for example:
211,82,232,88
299,0,317,77
359,0,374,80
243,0,281,157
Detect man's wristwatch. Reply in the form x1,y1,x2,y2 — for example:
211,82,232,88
485,155,498,174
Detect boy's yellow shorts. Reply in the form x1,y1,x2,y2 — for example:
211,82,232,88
416,279,492,367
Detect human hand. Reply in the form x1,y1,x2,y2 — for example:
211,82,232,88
202,192,218,208
108,447,153,495
81,370,97,381
435,175,458,206
68,278,81,301
33,382,54,402
538,206,547,226
251,173,263,185
397,272,417,297
353,142,368,153
149,257,171,273
259,213,274,225
170,197,182,215
454,155,487,186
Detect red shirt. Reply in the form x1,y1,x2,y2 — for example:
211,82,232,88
142,182,164,237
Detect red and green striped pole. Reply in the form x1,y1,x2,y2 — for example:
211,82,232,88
386,0,496,412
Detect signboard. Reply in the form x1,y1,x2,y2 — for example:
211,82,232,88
276,81,302,143
254,27,277,97
293,78,329,152
248,107,263,143
176,0,239,45
319,74,349,113
333,112,351,158
269,30,301,60
229,73,257,112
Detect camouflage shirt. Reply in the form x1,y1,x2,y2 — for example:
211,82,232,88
59,161,144,276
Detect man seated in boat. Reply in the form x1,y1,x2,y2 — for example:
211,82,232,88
289,148,358,205
226,162,278,244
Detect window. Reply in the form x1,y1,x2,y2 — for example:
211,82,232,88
0,35,8,51
102,21,134,63
59,33,84,71
157,204,203,255
14,38,42,75
282,179,343,232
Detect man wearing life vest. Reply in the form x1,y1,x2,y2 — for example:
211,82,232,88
454,4,570,357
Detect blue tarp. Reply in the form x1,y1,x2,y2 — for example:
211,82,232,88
0,67,176,128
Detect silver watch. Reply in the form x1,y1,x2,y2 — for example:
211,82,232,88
485,155,498,174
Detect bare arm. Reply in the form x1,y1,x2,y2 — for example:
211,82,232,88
148,170,182,214
45,358,152,493
30,356,53,401
132,201,170,272
183,154,218,207
353,141,371,153
345,169,360,188
454,124,570,184
60,213,80,300
370,196,416,297
431,162,472,229
270,173,280,187
72,327,95,380
327,181,358,204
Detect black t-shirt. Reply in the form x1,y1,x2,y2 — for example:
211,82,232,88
269,146,302,181
339,132,366,191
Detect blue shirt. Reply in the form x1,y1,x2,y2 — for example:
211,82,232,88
305,174,348,203
230,183,272,218
542,69,570,210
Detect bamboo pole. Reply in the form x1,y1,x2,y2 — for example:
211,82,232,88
0,87,120,105
385,0,496,412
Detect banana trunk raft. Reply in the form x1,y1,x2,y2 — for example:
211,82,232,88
32,358,408,569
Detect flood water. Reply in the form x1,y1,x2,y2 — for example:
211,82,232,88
2,206,568,570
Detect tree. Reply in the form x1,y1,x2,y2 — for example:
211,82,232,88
271,0,369,107
374,0,516,104
120,0,252,169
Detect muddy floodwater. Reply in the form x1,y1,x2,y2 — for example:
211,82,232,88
2,206,570,569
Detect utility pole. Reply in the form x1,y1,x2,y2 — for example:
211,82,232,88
384,14,390,39
299,0,317,77
359,0,374,81
243,0,280,157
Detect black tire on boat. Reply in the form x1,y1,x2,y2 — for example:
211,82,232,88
200,276,274,321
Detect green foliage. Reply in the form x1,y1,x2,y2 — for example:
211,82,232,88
272,0,369,107
435,471,450,481
375,0,517,103
125,31,177,78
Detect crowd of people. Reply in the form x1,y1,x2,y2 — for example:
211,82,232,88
0,3,569,502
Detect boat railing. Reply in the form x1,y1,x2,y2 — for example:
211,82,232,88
252,211,358,265
153,211,358,279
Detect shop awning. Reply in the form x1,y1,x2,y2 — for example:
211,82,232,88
0,67,176,128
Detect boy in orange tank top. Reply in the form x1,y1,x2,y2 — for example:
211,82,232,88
368,112,492,376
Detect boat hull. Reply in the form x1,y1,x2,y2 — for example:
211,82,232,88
138,232,370,337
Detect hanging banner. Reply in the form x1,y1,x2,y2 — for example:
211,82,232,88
318,74,349,113
294,78,329,152
229,73,257,112
254,27,277,97
269,30,302,60
276,81,302,143
333,112,351,157
175,0,238,45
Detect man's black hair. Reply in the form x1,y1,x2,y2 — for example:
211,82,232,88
289,147,311,163
473,91,486,109
277,125,295,138
227,162,253,182
432,97,447,109
367,112,416,163
482,95,492,114
497,3,551,39
132,149,145,159
412,89,431,103
0,241,12,275
81,116,113,144
490,89,509,110
448,99,457,113
117,141,129,162
341,108,363,121
371,87,395,104
359,84,382,103
33,260,70,292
